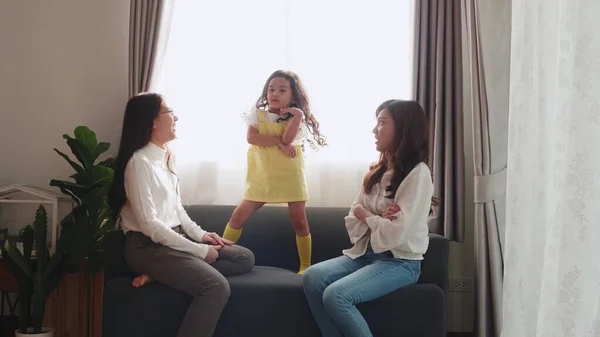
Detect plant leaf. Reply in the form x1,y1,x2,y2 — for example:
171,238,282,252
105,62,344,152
93,217,115,240
32,276,45,333
64,135,94,170
70,166,114,212
98,157,114,168
94,142,110,161
50,125,117,320
45,250,63,277
1,241,33,278
49,179,85,204
94,205,110,227
60,206,94,272
33,206,49,277
53,149,84,173
21,225,34,261
44,250,64,296
71,165,114,189
45,268,64,298
74,126,98,153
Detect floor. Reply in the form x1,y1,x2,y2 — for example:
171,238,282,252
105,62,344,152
1,315,475,337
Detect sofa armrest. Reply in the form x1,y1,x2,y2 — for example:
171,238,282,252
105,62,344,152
419,234,450,293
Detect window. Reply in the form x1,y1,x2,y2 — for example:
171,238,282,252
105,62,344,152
155,0,415,206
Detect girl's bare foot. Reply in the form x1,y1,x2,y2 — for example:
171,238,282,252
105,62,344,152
132,274,153,288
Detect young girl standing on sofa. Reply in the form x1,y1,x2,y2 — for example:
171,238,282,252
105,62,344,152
221,70,327,275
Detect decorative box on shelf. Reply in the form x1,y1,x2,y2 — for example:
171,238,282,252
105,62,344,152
0,184,73,254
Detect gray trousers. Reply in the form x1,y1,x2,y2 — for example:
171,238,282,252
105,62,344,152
124,228,255,337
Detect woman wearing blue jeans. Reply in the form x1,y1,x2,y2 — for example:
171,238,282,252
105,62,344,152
302,99,434,337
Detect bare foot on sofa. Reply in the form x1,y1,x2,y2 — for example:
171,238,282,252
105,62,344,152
132,274,153,287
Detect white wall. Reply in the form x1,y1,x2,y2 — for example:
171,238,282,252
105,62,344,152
0,0,129,317
0,0,129,188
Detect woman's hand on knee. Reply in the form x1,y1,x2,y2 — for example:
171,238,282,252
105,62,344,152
204,245,222,264
202,232,234,246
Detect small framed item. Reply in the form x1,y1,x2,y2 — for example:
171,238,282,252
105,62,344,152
0,184,73,254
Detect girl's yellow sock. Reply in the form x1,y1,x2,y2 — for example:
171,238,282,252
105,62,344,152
296,234,312,275
222,223,243,243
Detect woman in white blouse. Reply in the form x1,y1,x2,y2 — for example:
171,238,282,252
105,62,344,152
302,99,434,337
108,93,255,337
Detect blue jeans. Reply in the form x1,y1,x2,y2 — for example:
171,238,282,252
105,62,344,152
302,247,421,337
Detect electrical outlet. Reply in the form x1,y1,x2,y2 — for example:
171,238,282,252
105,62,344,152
449,278,473,293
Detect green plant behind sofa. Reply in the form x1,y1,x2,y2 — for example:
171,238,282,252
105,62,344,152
50,125,116,337
50,126,115,273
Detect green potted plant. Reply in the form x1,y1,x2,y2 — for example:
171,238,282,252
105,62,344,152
0,126,115,337
50,126,115,270
49,126,115,337
1,206,63,337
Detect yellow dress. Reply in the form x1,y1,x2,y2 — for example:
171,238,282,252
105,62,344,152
244,109,308,203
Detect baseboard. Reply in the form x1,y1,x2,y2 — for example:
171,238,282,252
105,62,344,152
447,333,474,337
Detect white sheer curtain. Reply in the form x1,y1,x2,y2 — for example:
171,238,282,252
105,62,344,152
503,0,600,336
153,0,415,206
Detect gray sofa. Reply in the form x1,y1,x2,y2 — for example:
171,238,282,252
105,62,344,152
102,205,449,337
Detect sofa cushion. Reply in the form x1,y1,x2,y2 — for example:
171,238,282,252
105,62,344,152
358,283,446,337
103,205,449,292
215,266,320,337
103,265,446,337
185,205,352,271
102,204,449,337
185,205,449,291
102,266,321,337
102,276,191,337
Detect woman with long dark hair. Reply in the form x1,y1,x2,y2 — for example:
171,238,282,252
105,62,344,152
302,99,434,337
108,92,255,337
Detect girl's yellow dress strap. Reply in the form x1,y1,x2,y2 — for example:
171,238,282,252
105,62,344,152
257,109,266,122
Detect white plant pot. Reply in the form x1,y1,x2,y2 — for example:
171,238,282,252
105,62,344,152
15,327,54,337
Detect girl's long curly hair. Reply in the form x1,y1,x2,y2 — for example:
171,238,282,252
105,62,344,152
255,70,327,149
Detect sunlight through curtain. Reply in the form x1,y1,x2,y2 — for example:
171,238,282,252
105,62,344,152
154,0,415,206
